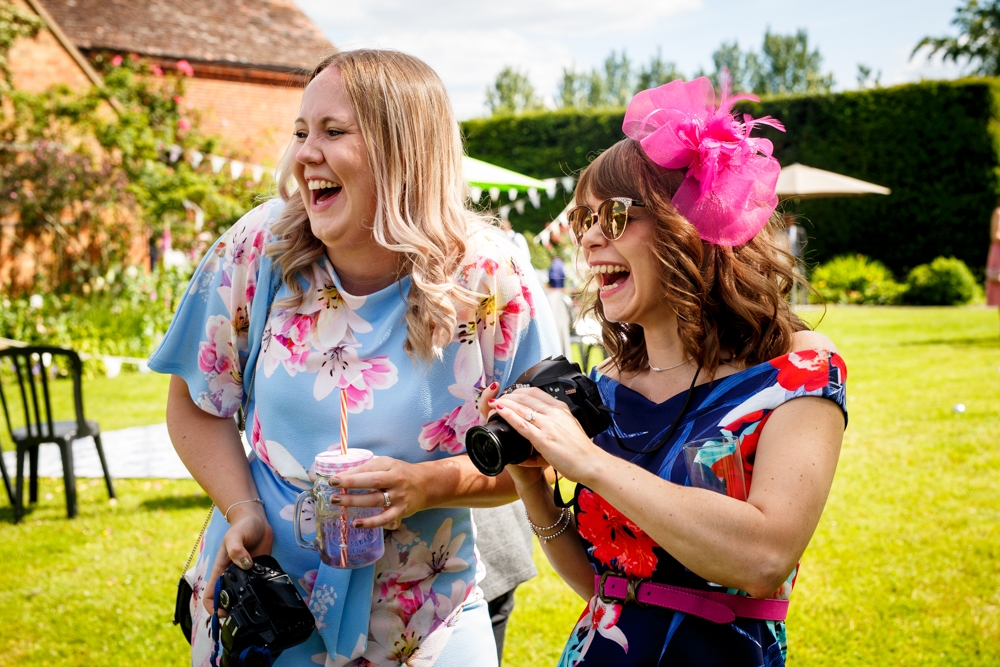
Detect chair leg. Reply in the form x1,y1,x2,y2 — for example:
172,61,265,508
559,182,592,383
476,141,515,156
92,433,116,500
15,447,25,524
0,446,13,506
28,445,39,504
60,441,78,520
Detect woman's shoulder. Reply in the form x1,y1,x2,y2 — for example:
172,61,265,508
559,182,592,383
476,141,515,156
223,197,285,249
457,223,534,293
789,329,838,355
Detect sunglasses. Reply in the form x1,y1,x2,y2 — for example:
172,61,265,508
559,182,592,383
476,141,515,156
567,197,645,245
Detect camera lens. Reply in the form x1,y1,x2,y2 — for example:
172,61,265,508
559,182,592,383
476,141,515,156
466,418,535,476
466,427,505,476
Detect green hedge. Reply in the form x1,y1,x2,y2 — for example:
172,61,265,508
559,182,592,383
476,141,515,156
462,79,1000,274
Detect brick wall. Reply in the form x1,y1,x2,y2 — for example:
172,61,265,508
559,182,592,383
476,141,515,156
6,0,94,92
184,76,304,166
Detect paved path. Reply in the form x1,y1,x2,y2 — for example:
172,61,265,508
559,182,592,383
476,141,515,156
1,424,200,479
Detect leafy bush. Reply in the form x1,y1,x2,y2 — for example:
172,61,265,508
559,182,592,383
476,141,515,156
0,266,190,374
810,254,907,305
904,256,980,305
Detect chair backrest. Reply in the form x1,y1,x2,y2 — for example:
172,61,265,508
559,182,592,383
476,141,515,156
0,346,86,445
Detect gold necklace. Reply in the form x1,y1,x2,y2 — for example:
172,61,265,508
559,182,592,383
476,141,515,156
648,356,692,372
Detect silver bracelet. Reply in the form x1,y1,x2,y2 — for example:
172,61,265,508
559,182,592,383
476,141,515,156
525,506,567,533
536,510,573,543
223,498,264,522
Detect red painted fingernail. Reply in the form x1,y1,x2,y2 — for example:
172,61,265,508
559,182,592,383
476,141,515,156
496,404,504,410
489,382,498,390
488,398,496,405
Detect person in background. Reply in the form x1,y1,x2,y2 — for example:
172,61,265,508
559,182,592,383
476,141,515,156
545,256,575,359
987,204,1000,333
500,216,531,264
472,503,537,664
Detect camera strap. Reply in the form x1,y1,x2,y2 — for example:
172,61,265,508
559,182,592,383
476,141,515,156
211,577,223,666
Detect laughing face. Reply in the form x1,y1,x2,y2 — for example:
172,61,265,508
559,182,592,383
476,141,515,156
292,66,379,256
580,193,673,328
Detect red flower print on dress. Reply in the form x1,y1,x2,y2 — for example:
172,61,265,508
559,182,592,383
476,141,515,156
770,349,829,392
576,489,658,579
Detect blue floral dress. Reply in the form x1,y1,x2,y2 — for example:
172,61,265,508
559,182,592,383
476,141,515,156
559,350,848,667
149,199,558,666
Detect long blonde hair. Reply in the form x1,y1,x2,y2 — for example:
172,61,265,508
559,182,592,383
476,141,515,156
267,49,483,362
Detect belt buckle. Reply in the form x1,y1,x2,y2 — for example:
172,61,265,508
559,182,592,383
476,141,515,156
598,571,648,607
598,570,623,604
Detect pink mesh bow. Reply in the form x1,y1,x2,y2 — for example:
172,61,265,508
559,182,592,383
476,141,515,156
623,73,785,246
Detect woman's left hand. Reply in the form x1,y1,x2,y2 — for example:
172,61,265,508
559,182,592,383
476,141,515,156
492,387,605,484
329,456,428,531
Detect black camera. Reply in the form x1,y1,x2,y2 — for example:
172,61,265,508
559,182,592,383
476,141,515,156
215,555,315,667
466,355,611,476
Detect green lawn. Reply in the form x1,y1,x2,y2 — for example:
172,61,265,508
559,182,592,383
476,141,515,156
0,307,997,666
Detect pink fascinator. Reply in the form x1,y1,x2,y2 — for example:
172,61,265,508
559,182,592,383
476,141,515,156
623,72,785,246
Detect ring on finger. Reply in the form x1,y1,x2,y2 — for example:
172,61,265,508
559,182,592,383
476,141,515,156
382,491,391,508
525,410,537,423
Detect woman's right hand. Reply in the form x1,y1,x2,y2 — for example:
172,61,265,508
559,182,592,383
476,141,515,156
202,505,274,614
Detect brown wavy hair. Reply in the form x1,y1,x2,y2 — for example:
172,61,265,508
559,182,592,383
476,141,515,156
577,139,809,376
267,49,483,362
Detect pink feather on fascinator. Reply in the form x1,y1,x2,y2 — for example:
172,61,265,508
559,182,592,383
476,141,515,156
623,71,785,246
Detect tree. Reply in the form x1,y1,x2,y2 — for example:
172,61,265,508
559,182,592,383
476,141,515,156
752,29,834,95
636,48,683,91
709,41,758,92
912,0,1000,75
705,29,833,96
485,66,543,115
856,64,882,89
557,51,640,109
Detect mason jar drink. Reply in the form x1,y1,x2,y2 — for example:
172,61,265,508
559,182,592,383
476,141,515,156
292,449,384,568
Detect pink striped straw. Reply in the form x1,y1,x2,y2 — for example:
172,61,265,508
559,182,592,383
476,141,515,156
339,388,349,566
339,389,348,455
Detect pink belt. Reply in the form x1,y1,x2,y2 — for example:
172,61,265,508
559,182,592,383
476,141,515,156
595,573,789,624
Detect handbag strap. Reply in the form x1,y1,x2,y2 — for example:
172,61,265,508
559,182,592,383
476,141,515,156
180,267,282,573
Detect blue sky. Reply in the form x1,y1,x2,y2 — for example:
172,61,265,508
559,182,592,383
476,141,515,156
296,0,965,119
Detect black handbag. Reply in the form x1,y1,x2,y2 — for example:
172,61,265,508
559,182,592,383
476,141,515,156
173,507,214,643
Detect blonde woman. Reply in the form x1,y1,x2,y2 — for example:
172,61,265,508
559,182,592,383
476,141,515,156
151,50,557,666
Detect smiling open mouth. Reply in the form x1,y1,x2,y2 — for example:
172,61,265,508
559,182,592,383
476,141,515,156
593,264,630,292
307,179,342,205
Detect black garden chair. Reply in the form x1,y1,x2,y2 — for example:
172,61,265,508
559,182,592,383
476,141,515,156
0,346,115,522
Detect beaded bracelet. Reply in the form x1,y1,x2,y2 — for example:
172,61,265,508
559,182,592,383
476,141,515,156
536,510,572,543
224,497,264,522
525,506,567,533
525,507,573,543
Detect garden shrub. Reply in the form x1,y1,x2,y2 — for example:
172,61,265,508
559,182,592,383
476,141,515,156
810,254,907,305
904,256,979,305
0,266,191,374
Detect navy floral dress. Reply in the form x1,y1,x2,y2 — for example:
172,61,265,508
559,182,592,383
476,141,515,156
559,350,848,667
